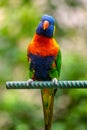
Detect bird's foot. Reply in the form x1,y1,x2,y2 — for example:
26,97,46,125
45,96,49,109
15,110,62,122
52,78,58,85
52,78,58,95
27,79,33,86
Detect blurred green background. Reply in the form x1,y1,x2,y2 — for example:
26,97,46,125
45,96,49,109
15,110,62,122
0,0,87,130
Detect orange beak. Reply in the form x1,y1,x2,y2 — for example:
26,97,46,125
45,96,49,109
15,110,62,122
43,20,49,30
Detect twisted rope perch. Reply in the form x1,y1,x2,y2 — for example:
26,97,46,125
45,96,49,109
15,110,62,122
6,81,87,89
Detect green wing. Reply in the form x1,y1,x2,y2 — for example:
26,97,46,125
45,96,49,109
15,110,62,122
49,49,62,79
27,52,34,79
56,49,62,77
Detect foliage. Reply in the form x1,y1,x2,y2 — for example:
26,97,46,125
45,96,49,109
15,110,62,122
0,0,87,130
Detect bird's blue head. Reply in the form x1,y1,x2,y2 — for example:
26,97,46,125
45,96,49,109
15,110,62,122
36,14,55,38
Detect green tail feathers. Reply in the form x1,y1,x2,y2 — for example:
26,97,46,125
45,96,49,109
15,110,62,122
41,89,56,130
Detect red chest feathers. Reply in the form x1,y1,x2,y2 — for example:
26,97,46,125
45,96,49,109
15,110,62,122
27,34,59,57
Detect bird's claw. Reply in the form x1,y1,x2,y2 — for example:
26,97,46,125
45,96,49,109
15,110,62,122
27,79,33,86
52,78,58,85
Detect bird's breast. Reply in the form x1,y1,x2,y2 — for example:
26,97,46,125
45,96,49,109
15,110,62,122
27,34,59,57
27,34,60,80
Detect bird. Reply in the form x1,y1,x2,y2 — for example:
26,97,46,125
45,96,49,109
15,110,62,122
27,14,61,130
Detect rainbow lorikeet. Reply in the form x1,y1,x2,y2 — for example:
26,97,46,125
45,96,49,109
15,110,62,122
27,15,61,130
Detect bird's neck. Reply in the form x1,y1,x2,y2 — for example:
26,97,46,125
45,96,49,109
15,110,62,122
33,34,52,43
